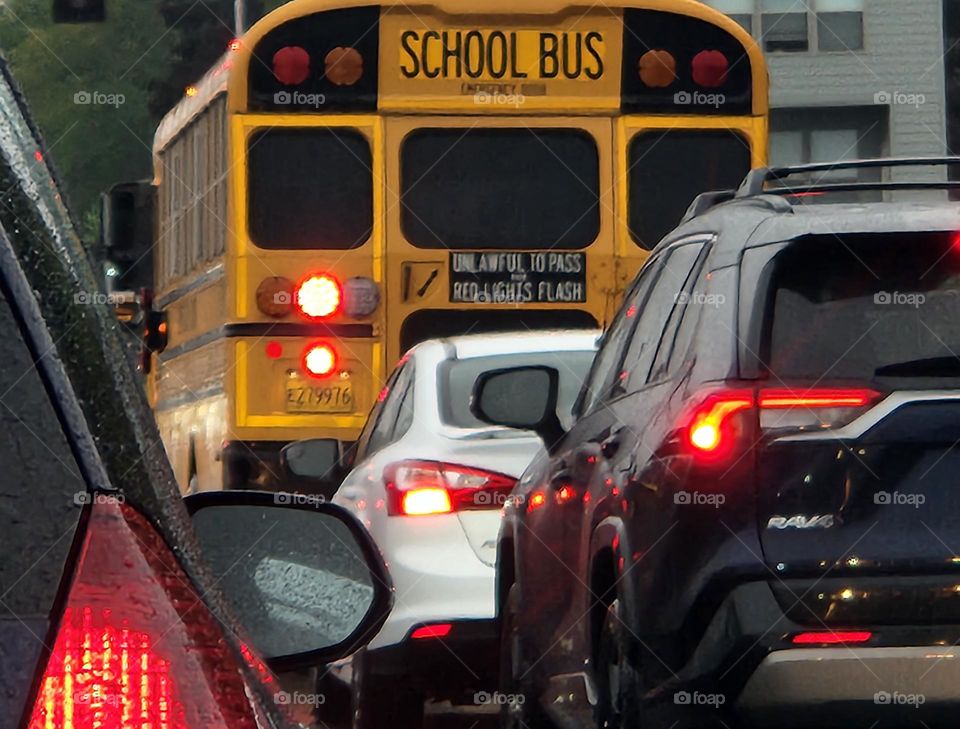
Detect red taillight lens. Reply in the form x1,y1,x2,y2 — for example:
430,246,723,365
758,387,882,432
296,274,341,319
384,460,516,516
28,501,266,729
684,390,754,459
303,343,337,378
410,623,453,640
681,386,884,462
791,630,873,645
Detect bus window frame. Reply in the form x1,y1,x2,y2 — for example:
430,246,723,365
384,115,615,255
613,114,767,259
233,114,384,258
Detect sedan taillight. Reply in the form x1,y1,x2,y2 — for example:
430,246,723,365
384,460,516,516
27,500,269,729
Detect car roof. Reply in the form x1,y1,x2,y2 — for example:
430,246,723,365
659,158,960,263
413,329,601,361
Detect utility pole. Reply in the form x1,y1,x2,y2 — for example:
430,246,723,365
234,0,246,35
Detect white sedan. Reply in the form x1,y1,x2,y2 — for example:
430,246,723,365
335,330,598,728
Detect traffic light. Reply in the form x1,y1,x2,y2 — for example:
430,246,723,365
53,0,106,23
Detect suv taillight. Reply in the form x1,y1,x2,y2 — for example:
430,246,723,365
680,386,884,463
384,460,516,516
27,501,267,729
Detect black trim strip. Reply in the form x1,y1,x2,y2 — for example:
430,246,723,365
223,322,375,339
159,321,377,363
155,383,226,413
156,264,225,310
159,325,225,363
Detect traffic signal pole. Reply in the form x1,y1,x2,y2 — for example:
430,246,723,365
234,0,246,34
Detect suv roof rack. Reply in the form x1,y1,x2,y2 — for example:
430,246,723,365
738,156,960,198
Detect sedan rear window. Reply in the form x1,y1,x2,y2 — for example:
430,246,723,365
761,233,960,383
439,350,596,428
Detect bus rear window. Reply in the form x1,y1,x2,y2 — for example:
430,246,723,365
248,128,372,249
761,233,960,383
401,128,599,250
628,130,751,250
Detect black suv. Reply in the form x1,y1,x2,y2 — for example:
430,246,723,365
474,159,960,728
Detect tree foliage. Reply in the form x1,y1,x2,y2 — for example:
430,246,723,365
0,0,174,237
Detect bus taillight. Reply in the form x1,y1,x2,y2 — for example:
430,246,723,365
296,274,341,319
303,343,337,378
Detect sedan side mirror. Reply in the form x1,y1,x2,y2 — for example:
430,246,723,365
280,438,347,499
471,365,565,451
185,490,392,671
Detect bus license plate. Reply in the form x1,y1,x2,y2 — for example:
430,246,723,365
449,252,587,304
285,380,354,413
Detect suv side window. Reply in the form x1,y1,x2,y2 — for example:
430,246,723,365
621,241,706,392
576,258,663,415
649,243,712,381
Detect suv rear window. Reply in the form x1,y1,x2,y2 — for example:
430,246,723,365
761,233,960,383
401,128,600,249
439,349,596,428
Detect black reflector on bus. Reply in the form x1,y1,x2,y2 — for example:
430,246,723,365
620,9,753,116
247,6,379,112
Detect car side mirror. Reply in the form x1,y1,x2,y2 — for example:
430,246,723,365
471,365,565,452
280,438,348,499
184,490,392,671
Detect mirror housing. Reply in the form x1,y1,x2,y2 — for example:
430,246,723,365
280,438,348,499
471,365,565,452
185,490,392,672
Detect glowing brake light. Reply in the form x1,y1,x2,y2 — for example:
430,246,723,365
385,460,516,516
792,630,873,645
303,343,337,378
296,274,341,319
28,501,263,729
680,387,884,461
685,391,754,456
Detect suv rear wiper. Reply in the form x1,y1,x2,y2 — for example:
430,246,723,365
875,355,960,377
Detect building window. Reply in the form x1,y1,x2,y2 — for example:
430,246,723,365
702,0,864,53
770,107,887,194
762,0,809,52
817,0,864,51
706,0,754,34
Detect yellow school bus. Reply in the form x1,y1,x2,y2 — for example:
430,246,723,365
148,0,769,492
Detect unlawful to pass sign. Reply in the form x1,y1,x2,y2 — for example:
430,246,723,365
449,252,586,304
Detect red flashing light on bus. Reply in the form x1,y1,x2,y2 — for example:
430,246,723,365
691,50,729,88
296,274,341,319
273,46,311,86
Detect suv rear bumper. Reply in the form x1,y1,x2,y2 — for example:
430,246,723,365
661,580,960,725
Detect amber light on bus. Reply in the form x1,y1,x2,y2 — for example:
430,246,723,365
296,274,341,319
